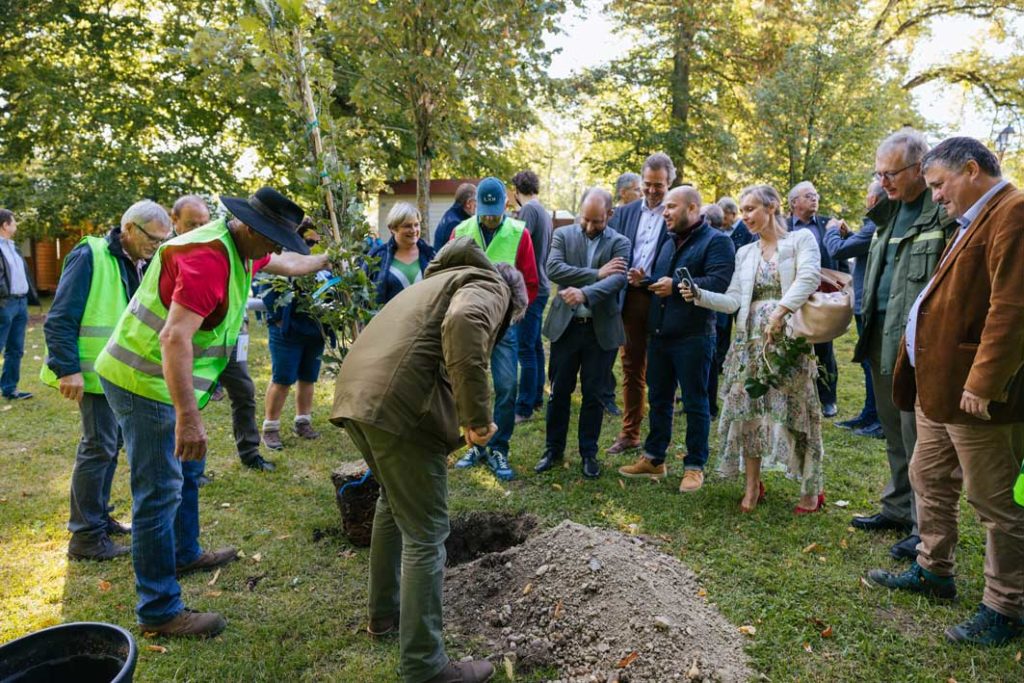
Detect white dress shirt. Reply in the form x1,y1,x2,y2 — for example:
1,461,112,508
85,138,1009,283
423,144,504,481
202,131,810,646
631,202,665,275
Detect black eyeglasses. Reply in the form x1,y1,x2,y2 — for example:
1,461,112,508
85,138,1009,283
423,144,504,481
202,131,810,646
134,222,169,245
874,162,918,183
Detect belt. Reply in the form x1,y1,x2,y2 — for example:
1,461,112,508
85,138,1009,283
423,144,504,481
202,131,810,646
2,293,27,301
572,317,593,324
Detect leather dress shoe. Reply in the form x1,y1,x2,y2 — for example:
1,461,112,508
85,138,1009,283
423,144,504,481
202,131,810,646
106,516,132,536
534,451,563,473
581,456,601,479
851,512,912,533
244,455,276,472
68,534,130,561
890,534,921,560
822,403,838,418
854,422,885,439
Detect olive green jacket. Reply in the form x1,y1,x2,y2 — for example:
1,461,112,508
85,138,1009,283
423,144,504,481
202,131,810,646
853,190,957,374
330,237,512,453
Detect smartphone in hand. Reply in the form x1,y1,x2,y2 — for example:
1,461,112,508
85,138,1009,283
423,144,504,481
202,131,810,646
675,266,694,291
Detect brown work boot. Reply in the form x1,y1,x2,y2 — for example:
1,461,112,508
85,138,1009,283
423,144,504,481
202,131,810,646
617,455,667,479
606,436,641,455
140,608,226,638
425,659,495,683
177,547,238,577
293,420,320,440
679,469,705,493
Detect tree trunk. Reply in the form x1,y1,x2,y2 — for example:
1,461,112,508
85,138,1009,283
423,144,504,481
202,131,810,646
669,14,692,183
416,145,431,236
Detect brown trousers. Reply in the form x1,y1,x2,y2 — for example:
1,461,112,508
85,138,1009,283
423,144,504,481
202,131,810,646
910,405,1024,618
618,287,652,443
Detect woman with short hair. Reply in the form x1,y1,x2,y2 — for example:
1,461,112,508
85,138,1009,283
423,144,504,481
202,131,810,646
682,184,825,514
369,202,436,306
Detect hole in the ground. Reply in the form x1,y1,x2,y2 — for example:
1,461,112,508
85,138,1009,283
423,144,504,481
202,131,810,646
445,511,538,566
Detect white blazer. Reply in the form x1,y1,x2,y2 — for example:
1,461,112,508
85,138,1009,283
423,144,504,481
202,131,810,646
696,229,821,337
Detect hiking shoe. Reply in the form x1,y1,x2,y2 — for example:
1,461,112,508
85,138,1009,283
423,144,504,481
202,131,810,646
262,428,284,450
106,516,132,536
890,534,921,561
822,403,838,418
855,422,885,439
367,613,399,641
140,608,226,638
618,455,667,479
606,437,641,456
945,604,1023,646
834,416,866,430
425,659,495,683
679,469,705,493
3,391,32,400
243,454,276,472
68,534,130,562
177,547,238,577
486,449,515,481
293,421,320,440
867,561,957,600
455,445,486,469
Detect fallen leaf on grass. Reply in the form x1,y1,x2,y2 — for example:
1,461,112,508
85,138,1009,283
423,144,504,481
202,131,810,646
1016,650,1021,663
947,678,958,683
98,579,112,592
802,542,819,554
697,588,707,598
220,502,231,508
859,577,873,589
618,479,625,490
820,625,834,638
275,534,292,541
146,645,167,654
1,405,11,412
687,658,700,680
551,483,562,491
204,590,222,598
833,500,850,508
141,631,158,638
251,552,263,563
840,538,848,549
207,568,221,586
803,642,813,653
338,549,356,559
503,655,515,681
616,651,639,668
739,625,756,636
522,583,533,595
552,599,563,620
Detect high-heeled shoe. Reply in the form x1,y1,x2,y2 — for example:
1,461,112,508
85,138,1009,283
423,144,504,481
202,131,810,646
794,492,825,515
740,481,767,513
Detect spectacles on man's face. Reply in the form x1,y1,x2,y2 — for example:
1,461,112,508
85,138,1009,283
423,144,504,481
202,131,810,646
873,162,918,183
134,222,169,246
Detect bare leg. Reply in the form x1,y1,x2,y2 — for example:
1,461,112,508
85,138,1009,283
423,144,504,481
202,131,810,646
741,457,763,512
295,381,315,419
264,382,292,422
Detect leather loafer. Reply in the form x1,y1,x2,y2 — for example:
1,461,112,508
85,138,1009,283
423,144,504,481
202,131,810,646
177,547,238,577
581,457,601,479
534,451,563,473
890,534,921,561
851,512,912,533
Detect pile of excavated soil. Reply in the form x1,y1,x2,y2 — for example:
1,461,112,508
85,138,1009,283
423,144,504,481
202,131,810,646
444,520,753,683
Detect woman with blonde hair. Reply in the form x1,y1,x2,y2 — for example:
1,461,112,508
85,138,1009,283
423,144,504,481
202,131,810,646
681,184,825,513
369,201,436,305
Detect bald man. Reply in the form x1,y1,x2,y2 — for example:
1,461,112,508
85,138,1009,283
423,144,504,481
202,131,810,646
618,186,735,493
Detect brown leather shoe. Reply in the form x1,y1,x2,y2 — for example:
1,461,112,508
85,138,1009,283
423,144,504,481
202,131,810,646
177,547,238,576
679,469,705,493
617,455,667,479
426,659,495,683
293,421,320,440
140,608,226,638
606,437,641,455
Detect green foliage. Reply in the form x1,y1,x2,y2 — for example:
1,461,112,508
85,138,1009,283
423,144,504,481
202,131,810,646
743,334,816,400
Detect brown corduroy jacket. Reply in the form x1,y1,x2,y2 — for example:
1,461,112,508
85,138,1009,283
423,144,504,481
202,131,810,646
893,183,1024,425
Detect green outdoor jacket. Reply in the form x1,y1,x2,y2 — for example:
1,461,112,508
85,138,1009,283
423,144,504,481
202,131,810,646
853,190,957,374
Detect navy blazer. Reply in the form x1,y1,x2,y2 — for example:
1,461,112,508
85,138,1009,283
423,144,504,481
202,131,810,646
608,198,669,268
729,220,756,250
788,214,849,273
647,221,735,338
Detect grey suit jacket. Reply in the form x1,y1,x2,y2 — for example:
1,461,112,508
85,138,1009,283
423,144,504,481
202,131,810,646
543,225,630,351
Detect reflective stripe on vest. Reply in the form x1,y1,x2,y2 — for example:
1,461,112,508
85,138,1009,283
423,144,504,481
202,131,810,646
94,218,250,408
40,236,128,394
453,216,526,265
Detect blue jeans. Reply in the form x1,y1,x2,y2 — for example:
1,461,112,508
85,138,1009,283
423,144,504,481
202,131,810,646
644,334,714,469
515,286,548,416
0,296,28,396
68,394,122,539
488,326,518,454
855,314,878,423
101,378,206,625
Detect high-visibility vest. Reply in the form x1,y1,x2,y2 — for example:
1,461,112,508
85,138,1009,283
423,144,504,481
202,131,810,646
94,219,250,409
1014,461,1024,508
453,216,526,265
40,236,127,394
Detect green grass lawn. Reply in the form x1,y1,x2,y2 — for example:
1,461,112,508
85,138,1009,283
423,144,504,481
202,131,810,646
1,303,1022,682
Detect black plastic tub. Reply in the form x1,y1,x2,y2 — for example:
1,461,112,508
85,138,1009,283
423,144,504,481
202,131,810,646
0,622,137,683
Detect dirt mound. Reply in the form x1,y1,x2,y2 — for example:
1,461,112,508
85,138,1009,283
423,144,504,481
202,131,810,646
444,520,753,683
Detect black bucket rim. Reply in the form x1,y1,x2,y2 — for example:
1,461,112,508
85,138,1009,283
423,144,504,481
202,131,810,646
0,621,138,683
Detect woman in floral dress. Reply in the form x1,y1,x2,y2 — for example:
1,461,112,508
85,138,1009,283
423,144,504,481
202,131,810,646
681,185,825,513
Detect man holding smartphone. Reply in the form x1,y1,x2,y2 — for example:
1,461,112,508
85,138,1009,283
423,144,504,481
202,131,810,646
618,186,735,492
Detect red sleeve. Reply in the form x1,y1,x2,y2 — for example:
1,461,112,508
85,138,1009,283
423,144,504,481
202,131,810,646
516,230,539,303
158,243,230,319
252,254,272,274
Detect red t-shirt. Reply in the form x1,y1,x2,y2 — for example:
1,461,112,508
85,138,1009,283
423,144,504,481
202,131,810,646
158,242,270,330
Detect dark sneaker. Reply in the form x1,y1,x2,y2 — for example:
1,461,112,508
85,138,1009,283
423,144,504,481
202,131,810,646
822,403,838,418
68,534,130,561
867,561,957,600
293,421,320,440
195,474,212,488
606,437,641,456
603,402,622,417
834,416,866,430
855,422,885,439
426,659,495,683
176,547,238,577
486,449,515,481
581,456,601,479
262,428,284,451
3,391,32,400
243,455,276,472
455,445,486,469
534,450,563,473
890,534,921,561
140,608,226,638
106,516,132,536
945,604,1023,646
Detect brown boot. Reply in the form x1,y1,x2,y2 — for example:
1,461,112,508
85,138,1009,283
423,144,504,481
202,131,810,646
425,659,495,683
140,608,226,638
262,428,284,450
606,437,641,455
293,420,320,440
367,613,398,640
177,547,238,576
617,455,667,479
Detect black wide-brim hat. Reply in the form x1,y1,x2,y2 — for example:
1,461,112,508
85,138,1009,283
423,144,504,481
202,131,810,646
220,187,311,255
